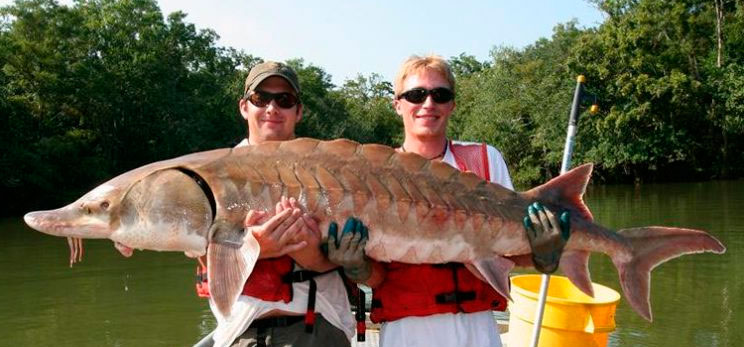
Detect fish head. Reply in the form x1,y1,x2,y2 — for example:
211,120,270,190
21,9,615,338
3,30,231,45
24,182,123,239
24,167,213,254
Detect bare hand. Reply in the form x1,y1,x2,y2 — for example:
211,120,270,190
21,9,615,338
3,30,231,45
247,198,308,258
277,197,336,271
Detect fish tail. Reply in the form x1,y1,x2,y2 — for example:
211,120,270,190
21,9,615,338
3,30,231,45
612,227,726,321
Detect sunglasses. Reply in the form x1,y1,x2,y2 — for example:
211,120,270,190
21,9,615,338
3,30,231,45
397,87,454,104
246,91,300,109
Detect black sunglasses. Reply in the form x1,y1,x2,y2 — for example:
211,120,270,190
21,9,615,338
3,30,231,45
397,87,454,104
246,91,300,109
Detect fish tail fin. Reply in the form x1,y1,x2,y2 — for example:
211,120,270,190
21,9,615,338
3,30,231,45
523,163,594,222
612,227,726,321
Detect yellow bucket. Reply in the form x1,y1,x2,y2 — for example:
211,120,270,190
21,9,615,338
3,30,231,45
507,274,621,347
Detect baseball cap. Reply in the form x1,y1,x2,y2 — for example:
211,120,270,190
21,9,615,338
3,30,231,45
243,61,301,97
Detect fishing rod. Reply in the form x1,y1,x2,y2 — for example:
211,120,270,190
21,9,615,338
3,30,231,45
529,75,598,347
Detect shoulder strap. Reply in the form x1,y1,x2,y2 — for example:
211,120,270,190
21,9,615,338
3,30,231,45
449,140,491,181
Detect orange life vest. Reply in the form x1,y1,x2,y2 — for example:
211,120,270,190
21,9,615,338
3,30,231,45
369,141,508,323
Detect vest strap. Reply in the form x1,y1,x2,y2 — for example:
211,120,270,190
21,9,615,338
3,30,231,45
356,287,366,342
304,278,317,333
435,290,477,304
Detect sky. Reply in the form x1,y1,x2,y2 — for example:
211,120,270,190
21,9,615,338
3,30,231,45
2,0,606,86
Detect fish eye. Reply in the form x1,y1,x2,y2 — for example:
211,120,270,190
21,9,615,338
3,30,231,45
100,201,110,210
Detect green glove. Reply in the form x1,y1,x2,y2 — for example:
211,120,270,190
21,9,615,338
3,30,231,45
327,217,372,282
523,202,571,274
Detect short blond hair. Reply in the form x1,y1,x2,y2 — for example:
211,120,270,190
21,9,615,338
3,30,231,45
393,54,456,97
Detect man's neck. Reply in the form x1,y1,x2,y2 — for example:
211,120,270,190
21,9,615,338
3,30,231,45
402,136,448,160
247,134,295,146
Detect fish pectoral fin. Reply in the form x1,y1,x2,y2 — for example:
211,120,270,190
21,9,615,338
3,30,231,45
114,241,134,258
558,250,594,297
207,224,260,318
471,256,515,301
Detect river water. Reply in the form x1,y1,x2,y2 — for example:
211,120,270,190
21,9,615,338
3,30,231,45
0,181,741,346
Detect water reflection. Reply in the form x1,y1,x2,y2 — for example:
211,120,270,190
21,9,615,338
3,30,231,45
0,218,214,346
585,181,744,347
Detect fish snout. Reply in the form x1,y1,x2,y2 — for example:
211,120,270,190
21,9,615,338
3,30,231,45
23,209,67,236
23,206,111,239
23,211,41,230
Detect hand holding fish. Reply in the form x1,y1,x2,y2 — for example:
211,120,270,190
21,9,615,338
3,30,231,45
523,202,571,274
247,198,308,259
327,218,372,282
274,197,338,271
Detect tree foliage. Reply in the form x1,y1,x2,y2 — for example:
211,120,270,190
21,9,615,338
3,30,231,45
1,0,247,212
452,1,744,186
573,0,744,182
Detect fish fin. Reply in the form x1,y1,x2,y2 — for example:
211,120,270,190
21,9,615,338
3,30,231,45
207,222,260,318
524,163,594,222
559,250,594,297
471,256,515,301
614,226,726,322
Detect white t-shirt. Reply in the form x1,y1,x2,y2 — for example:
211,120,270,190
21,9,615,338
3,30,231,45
378,140,513,347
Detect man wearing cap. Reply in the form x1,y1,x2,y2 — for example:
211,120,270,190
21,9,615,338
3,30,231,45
197,61,355,347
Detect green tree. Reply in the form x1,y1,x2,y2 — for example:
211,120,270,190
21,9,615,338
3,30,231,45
449,52,490,78
338,73,400,145
453,22,587,187
0,0,247,214
287,58,350,140
579,0,744,181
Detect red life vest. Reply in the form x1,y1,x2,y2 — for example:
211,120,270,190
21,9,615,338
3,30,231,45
196,255,332,333
195,255,295,302
369,141,508,323
241,256,295,302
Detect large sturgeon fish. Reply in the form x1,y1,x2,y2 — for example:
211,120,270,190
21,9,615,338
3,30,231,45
24,138,725,344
